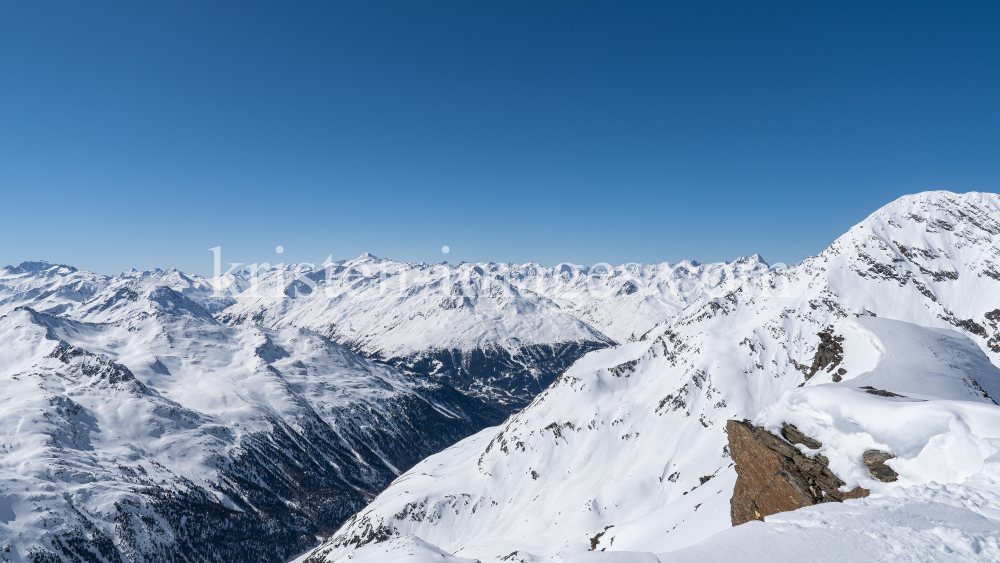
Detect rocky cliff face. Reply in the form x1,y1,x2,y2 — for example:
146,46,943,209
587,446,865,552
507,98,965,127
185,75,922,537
726,420,868,525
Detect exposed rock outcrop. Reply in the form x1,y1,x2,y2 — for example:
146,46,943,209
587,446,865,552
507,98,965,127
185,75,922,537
727,420,868,526
863,450,899,482
807,329,845,380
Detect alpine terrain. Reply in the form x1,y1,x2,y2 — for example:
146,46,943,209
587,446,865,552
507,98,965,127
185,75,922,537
302,191,1000,563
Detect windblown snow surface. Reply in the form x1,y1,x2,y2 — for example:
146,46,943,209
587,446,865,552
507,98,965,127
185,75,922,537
304,191,1000,563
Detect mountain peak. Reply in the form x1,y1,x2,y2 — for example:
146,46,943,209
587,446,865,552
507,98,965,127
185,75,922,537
14,260,76,273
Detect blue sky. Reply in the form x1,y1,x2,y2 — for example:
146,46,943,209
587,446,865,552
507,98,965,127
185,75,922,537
2,1,998,276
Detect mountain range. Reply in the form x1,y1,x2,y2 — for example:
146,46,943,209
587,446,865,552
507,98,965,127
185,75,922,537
2,191,999,562
213,253,768,410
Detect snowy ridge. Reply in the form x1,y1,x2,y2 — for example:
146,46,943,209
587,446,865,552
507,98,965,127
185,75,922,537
0,278,503,562
305,191,1000,563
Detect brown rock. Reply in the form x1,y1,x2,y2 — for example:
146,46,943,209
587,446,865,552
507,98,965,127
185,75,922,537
860,385,907,398
727,419,869,526
781,423,823,450
863,450,899,482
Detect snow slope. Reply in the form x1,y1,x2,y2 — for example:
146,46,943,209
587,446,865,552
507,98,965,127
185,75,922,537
215,255,767,409
304,191,1000,562
0,277,502,563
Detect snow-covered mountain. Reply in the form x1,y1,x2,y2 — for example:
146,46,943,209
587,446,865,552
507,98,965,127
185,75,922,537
0,262,234,318
303,191,1000,562
0,261,109,317
214,255,768,410
0,276,503,562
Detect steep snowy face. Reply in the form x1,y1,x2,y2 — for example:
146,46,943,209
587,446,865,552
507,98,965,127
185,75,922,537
0,278,503,563
306,191,1000,563
215,256,767,409
816,190,1000,359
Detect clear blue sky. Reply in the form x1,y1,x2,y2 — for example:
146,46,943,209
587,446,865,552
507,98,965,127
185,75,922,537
2,1,998,276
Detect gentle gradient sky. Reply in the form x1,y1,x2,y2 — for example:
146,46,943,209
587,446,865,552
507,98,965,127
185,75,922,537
2,1,999,276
